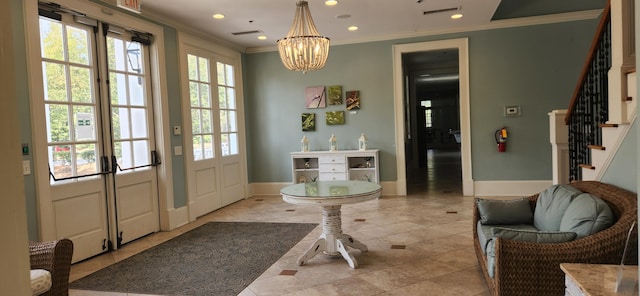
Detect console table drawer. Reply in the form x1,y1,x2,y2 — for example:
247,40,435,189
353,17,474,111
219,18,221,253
319,156,345,164
319,164,346,173
318,173,347,181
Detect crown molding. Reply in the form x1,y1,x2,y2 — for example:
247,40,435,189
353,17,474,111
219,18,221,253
246,9,603,54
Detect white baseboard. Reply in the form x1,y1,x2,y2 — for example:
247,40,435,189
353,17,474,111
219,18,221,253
473,180,553,197
165,206,189,231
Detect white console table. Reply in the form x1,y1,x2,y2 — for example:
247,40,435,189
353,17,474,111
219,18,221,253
290,150,379,183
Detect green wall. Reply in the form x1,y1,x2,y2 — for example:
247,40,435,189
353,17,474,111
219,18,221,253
245,19,599,183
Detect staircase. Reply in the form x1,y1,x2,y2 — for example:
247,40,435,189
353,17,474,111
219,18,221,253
581,71,636,180
556,0,636,183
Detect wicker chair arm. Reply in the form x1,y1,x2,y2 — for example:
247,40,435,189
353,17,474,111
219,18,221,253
29,239,73,296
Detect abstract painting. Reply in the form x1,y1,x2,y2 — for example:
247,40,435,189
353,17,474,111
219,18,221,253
301,113,316,131
325,111,345,125
305,86,326,108
327,85,343,105
346,90,360,110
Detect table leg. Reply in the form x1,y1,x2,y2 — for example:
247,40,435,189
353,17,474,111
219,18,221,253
297,238,326,266
336,239,358,268
298,205,369,268
340,234,368,252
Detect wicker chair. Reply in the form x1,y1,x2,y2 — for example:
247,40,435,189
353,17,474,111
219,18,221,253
29,239,73,296
473,181,638,296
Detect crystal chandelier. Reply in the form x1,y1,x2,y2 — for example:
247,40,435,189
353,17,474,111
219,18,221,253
277,1,330,73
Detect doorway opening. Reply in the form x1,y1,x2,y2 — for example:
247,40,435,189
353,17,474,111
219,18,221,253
403,50,462,195
392,38,472,196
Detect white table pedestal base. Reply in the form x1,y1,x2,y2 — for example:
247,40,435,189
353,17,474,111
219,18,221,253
297,205,368,268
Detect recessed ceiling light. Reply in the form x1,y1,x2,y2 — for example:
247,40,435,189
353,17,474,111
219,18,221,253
212,14,225,19
348,26,358,31
257,35,267,40
451,13,463,19
325,0,338,6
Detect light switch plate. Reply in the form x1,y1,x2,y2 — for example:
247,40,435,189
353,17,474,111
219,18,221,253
174,146,182,156
23,160,31,175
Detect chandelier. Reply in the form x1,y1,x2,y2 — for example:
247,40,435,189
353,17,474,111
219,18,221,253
277,1,330,73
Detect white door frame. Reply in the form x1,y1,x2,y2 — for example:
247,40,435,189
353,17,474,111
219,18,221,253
24,0,175,243
177,32,248,221
392,38,474,196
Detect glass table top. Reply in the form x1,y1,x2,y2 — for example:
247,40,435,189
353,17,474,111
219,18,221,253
280,180,381,198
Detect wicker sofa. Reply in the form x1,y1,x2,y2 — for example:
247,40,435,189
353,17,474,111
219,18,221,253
29,239,74,296
473,181,638,296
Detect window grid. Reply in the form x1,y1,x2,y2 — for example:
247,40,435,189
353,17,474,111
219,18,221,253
217,62,238,156
188,54,214,161
40,17,99,181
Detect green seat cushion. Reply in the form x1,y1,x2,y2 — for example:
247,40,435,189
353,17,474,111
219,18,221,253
485,228,576,278
476,222,537,254
533,185,583,231
476,197,533,225
559,193,615,238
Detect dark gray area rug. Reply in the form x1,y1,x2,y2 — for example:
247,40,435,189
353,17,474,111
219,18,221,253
70,222,318,296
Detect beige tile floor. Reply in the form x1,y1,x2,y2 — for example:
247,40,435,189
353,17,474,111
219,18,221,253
69,149,491,296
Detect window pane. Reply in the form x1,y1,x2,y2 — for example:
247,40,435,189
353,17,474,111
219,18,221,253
73,106,95,141
113,107,131,139
229,133,239,155
49,145,72,179
201,109,212,133
203,135,213,159
216,62,224,84
225,64,234,86
220,133,229,156
40,18,64,61
110,72,128,105
187,54,197,80
218,87,227,109
67,26,90,65
189,82,199,107
191,109,201,134
47,104,70,142
43,62,67,102
228,110,237,132
108,37,126,71
76,143,97,174
226,88,236,109
219,110,228,132
129,75,145,106
193,135,203,161
69,66,92,103
198,57,209,82
200,84,210,108
126,42,143,74
116,141,133,168
133,140,149,167
131,108,147,138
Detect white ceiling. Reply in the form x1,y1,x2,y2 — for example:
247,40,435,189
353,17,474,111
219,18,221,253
100,0,605,52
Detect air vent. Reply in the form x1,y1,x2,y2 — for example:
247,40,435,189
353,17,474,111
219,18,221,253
231,30,262,36
423,7,460,15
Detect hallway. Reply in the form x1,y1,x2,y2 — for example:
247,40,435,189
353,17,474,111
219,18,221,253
407,148,462,196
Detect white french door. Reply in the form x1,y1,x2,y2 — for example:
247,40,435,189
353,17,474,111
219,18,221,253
37,6,159,262
181,43,246,220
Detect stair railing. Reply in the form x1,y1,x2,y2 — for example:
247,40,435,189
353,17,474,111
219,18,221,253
564,2,611,182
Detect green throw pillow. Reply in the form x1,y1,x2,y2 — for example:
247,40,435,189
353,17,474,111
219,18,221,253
476,197,533,225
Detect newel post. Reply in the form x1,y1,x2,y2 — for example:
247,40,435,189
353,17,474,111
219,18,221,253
607,0,635,124
549,110,569,184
